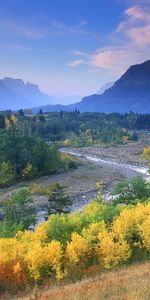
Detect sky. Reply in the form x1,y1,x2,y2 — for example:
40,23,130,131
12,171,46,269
0,0,150,102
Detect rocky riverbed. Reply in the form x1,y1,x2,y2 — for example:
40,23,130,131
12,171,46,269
0,141,149,219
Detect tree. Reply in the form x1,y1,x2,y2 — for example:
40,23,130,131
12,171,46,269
111,176,150,205
47,183,71,214
0,161,15,187
0,114,6,128
18,109,24,117
3,188,36,232
143,147,150,173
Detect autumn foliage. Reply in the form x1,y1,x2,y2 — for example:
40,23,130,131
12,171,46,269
1,199,150,293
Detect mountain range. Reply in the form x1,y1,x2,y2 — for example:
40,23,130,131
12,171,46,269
33,60,150,113
1,60,150,113
0,77,53,111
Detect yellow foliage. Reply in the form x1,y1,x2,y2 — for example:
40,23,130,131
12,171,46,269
143,147,150,160
66,233,89,265
138,217,150,251
96,224,131,269
10,114,17,125
82,222,103,245
1,200,150,290
112,202,150,242
22,163,33,178
24,240,63,280
29,182,41,194
122,135,129,143
5,117,10,128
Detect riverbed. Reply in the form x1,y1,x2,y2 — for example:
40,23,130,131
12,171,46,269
0,142,149,217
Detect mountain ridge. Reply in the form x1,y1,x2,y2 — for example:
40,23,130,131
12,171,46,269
0,77,52,110
1,60,150,112
32,60,150,113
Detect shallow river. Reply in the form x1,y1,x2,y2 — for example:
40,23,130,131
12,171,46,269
60,148,150,181
37,148,150,224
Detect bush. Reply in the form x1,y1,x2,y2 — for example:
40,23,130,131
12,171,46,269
0,161,15,187
1,188,36,236
111,176,150,205
1,197,150,291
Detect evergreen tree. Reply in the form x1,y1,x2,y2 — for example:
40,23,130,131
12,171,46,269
47,183,71,214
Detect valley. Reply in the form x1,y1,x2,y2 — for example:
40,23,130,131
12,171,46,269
0,140,149,218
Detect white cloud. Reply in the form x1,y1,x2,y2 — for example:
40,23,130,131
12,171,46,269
8,44,32,50
0,20,46,39
67,4,150,77
127,24,150,46
90,48,130,72
116,5,150,46
67,60,84,67
52,21,100,39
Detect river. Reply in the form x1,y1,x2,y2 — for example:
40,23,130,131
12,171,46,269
38,148,150,223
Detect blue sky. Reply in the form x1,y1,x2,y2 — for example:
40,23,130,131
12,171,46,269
0,0,150,101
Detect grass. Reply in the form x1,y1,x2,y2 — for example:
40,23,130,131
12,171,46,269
7,262,150,300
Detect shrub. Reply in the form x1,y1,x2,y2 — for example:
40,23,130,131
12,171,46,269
0,161,15,187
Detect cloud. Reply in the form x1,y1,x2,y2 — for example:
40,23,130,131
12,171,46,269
52,20,100,39
67,60,84,67
0,20,46,39
8,44,32,50
127,24,150,46
90,48,130,72
116,5,150,46
67,3,150,78
73,50,88,56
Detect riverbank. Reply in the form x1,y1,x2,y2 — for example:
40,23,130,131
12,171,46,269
0,141,149,217
61,142,147,167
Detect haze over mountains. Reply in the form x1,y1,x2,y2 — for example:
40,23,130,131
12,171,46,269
33,60,150,113
0,78,53,111
97,82,114,95
1,60,150,113
78,60,150,113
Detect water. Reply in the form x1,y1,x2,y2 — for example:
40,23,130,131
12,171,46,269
60,148,150,181
37,148,150,224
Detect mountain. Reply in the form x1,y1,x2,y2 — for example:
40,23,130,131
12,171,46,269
2,60,150,112
97,82,114,94
50,95,82,105
0,77,52,111
77,60,150,113
33,60,150,113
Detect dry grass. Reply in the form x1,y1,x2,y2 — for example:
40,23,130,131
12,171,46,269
10,262,150,300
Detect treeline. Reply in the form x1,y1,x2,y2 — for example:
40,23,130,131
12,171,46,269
16,110,150,145
1,110,150,146
0,113,76,187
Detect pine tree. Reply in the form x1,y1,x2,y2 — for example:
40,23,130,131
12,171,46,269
47,183,71,214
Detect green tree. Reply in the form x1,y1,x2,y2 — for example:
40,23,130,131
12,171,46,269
47,183,71,214
111,176,150,205
0,161,15,187
2,188,36,232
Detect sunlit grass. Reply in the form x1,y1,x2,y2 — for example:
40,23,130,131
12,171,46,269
14,262,150,300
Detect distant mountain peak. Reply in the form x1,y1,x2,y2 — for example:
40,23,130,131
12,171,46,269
0,77,52,111
79,60,150,113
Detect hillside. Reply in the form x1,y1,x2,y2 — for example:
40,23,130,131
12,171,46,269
79,60,150,113
15,262,150,300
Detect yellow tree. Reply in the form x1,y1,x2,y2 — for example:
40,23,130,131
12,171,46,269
143,147,150,172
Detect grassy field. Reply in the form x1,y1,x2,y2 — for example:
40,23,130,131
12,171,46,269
11,262,150,300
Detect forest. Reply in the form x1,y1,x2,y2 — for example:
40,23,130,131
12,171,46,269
0,110,150,186
0,109,150,295
1,110,150,146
